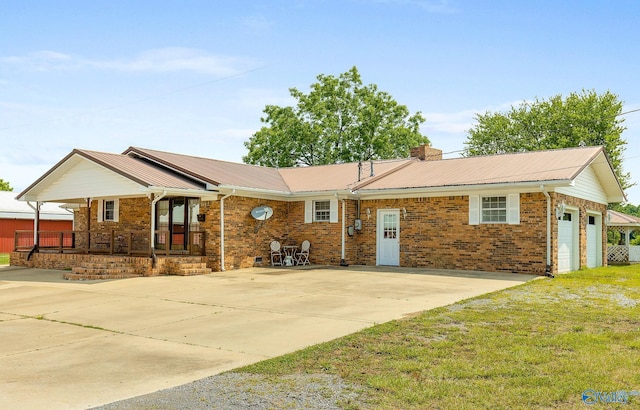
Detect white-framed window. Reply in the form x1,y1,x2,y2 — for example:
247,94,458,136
314,200,331,222
304,199,338,223
482,196,507,223
469,194,519,225
97,199,119,222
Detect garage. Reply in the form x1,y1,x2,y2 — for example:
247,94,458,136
586,214,601,268
558,211,577,273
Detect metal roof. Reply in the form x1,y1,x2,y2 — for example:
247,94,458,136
354,146,610,190
124,147,290,192
278,158,414,193
17,145,625,203
607,210,640,226
0,191,73,220
78,149,205,190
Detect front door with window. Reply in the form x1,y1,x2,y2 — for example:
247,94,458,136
377,209,400,266
156,197,199,252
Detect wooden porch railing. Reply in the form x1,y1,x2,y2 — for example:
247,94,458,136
14,230,206,256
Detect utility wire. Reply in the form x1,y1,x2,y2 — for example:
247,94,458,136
619,107,640,116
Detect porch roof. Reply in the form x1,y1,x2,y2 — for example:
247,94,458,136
607,210,640,227
17,149,205,203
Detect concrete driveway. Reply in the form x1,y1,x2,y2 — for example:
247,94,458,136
0,265,532,409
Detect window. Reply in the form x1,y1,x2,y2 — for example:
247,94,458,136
481,196,507,223
103,200,115,221
97,199,119,222
304,199,338,223
314,200,331,221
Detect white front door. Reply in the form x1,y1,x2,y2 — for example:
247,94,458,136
377,209,400,266
558,212,575,273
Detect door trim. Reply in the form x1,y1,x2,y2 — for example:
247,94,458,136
376,208,400,266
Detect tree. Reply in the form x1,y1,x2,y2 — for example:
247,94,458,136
243,66,429,167
464,90,631,190
0,178,12,191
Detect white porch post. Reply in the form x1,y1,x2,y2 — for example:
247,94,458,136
27,201,41,249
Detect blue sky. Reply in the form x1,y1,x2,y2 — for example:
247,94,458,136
1,0,639,203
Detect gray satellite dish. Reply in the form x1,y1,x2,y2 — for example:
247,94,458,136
250,206,273,221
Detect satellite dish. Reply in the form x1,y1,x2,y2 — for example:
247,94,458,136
250,206,273,221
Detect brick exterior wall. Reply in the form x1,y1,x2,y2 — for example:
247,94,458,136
550,193,608,272
349,194,548,274
200,196,290,271
13,190,609,275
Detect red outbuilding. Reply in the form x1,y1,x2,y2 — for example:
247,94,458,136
0,191,73,253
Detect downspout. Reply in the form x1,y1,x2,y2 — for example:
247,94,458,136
26,201,41,260
541,186,554,277
219,190,235,271
340,199,347,266
150,191,167,266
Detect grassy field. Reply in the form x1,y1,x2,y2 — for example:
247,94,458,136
0,253,9,265
237,265,640,409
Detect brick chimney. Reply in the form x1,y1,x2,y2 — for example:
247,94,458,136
410,144,442,161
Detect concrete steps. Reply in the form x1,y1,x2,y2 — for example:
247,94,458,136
157,258,212,276
64,257,147,280
62,256,212,280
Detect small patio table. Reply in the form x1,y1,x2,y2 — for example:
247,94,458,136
282,245,298,266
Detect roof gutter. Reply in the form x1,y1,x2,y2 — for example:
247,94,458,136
353,180,574,198
216,184,357,201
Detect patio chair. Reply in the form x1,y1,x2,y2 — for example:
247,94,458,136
270,240,283,266
295,240,310,266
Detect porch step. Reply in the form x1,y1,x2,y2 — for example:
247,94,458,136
157,259,212,276
66,258,146,280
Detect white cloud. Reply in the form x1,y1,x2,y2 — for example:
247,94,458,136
1,47,253,75
238,14,274,32
366,0,457,13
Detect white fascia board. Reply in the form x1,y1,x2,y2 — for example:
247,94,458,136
354,180,573,199
286,190,356,200
215,185,357,202
146,186,209,197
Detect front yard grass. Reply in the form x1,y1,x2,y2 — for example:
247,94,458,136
0,253,9,265
237,265,640,409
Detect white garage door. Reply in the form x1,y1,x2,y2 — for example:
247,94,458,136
558,213,574,273
586,215,598,268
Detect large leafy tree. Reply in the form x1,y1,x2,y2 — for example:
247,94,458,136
464,90,631,190
0,178,12,191
243,66,429,167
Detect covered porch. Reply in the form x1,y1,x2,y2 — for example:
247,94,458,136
606,210,640,264
13,228,206,256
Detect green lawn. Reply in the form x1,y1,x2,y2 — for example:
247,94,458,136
0,253,9,265
236,265,640,409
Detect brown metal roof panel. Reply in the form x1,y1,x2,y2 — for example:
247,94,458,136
278,159,414,192
125,147,290,192
358,146,604,190
79,150,204,190
608,210,640,225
